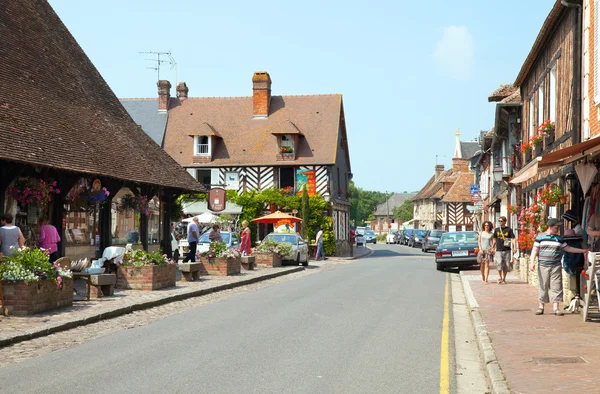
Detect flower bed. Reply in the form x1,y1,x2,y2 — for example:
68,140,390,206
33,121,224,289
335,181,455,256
253,239,293,267
197,241,241,276
116,249,176,290
254,252,283,267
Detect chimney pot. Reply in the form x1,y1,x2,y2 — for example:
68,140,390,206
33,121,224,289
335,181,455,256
176,82,189,100
435,164,445,178
252,71,271,118
157,80,171,112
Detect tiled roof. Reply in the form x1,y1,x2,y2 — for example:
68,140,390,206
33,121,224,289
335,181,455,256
442,172,474,203
413,169,454,201
373,193,417,216
0,1,202,192
119,99,168,146
460,142,480,159
164,95,344,167
488,84,518,102
500,89,521,104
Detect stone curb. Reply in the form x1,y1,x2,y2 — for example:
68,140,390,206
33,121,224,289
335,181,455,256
0,267,305,349
327,247,373,261
460,272,511,394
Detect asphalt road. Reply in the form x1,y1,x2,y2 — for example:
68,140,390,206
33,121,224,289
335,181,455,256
0,243,450,394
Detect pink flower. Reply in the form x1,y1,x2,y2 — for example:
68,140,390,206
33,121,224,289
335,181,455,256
55,189,60,194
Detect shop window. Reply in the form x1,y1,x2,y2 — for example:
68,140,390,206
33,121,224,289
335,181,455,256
111,187,141,247
147,196,162,252
64,177,100,261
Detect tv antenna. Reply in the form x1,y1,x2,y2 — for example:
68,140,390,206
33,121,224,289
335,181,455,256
435,154,446,165
139,50,176,81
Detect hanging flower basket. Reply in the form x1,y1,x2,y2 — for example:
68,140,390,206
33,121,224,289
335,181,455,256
538,120,555,137
117,193,150,216
7,178,60,210
67,179,110,211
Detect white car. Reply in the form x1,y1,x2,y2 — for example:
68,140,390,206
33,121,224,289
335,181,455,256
356,229,365,247
386,231,397,244
263,232,309,266
178,230,239,257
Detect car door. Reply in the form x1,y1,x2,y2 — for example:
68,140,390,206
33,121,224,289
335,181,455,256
298,236,309,262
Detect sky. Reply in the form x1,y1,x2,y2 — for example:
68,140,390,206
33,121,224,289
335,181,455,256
48,0,553,193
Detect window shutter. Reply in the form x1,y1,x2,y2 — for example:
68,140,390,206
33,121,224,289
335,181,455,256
595,0,599,103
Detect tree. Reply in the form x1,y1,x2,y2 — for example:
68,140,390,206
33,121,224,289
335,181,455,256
349,181,389,226
301,185,310,239
393,200,414,223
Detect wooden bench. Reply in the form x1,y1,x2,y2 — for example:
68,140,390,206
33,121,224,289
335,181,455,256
89,274,117,298
240,256,255,270
177,263,202,282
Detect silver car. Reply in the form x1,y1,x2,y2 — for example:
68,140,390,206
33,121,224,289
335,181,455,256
179,230,239,257
264,232,309,266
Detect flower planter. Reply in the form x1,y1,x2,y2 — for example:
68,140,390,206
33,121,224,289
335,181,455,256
534,144,542,157
544,130,555,147
199,257,241,276
276,152,295,161
1,278,73,316
254,252,283,268
525,150,532,163
117,264,176,290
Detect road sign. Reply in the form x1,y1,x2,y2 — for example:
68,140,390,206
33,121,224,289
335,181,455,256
469,184,479,194
466,205,478,212
470,193,482,203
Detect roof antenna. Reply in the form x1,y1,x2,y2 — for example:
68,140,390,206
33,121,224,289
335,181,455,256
139,50,176,81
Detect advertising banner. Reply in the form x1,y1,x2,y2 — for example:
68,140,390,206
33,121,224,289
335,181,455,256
296,169,316,196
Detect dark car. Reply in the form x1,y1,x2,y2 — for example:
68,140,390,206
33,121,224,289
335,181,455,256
435,231,479,271
422,230,447,252
401,229,414,245
364,231,377,244
408,229,427,248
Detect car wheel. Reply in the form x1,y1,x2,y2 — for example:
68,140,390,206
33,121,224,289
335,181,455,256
296,253,301,266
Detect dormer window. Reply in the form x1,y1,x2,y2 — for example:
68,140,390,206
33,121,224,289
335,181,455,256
280,135,293,153
195,136,210,156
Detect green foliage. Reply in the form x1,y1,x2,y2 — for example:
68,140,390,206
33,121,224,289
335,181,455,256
0,247,71,282
376,234,387,242
255,239,294,258
321,217,336,256
199,241,240,260
301,186,310,240
121,249,171,267
349,182,389,226
392,200,414,223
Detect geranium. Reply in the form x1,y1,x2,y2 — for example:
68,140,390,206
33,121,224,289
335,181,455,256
537,120,555,137
120,249,172,267
530,132,543,146
117,193,150,216
280,146,293,153
537,184,562,205
507,205,520,215
520,141,532,154
7,178,60,210
67,179,110,210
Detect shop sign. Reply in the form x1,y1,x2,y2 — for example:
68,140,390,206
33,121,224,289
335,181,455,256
208,187,226,212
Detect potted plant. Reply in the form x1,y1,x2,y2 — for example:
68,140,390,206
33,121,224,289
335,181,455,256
0,247,73,315
253,239,294,267
538,120,555,145
7,178,60,210
197,241,241,276
117,249,176,290
520,141,532,155
117,193,150,216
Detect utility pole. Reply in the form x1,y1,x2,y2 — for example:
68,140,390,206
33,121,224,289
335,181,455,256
386,191,390,232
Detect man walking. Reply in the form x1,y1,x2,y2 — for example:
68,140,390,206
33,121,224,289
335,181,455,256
530,218,589,316
315,226,326,261
183,217,199,262
492,216,515,284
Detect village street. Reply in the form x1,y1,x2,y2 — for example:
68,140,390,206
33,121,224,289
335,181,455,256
0,245,487,394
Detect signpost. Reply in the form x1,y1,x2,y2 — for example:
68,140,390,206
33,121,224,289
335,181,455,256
469,184,479,194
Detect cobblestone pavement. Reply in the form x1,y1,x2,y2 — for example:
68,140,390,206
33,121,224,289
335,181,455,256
464,273,600,394
0,260,352,368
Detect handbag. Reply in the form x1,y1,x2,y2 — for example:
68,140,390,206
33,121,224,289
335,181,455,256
499,229,511,248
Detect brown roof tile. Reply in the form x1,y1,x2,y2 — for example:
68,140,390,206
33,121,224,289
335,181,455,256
488,84,518,102
165,95,343,167
0,0,202,192
442,172,474,203
413,169,454,201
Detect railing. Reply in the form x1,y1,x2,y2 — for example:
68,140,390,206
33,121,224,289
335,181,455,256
196,144,209,155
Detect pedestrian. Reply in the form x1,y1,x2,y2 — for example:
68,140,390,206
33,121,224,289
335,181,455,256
586,209,600,251
491,216,515,284
0,213,25,257
239,220,252,256
170,223,180,262
530,218,589,316
477,221,494,284
38,216,61,263
209,224,222,243
315,226,327,261
183,217,199,262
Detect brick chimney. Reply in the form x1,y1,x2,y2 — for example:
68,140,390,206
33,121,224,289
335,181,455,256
252,71,271,118
176,82,188,100
435,164,445,178
452,158,469,173
157,80,171,112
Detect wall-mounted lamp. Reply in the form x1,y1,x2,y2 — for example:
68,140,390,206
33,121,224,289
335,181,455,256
565,171,578,193
493,166,504,183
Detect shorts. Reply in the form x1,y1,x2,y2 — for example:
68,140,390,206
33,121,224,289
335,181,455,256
494,250,512,272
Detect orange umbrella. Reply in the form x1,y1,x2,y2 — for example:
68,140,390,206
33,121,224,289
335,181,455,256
251,211,302,224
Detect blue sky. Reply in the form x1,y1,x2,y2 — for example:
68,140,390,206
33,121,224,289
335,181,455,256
49,0,552,193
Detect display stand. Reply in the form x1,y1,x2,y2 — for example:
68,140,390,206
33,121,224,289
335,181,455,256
583,252,600,321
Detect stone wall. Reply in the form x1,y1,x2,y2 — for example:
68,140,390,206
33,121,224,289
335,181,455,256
117,264,176,290
1,278,73,316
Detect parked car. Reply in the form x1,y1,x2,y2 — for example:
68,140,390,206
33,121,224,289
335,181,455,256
356,229,365,247
434,231,479,271
422,230,447,252
364,230,377,244
263,232,309,266
386,231,397,244
408,229,427,248
179,230,239,257
400,229,414,245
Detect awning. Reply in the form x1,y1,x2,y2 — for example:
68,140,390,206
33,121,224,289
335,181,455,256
538,136,600,170
510,157,541,184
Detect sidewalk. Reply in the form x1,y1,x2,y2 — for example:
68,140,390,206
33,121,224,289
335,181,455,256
0,265,305,348
329,245,373,261
461,271,600,394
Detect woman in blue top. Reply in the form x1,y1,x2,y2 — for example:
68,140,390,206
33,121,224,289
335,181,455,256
529,218,589,316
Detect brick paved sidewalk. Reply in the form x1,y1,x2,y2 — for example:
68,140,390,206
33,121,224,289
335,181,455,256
0,265,309,348
462,272,600,394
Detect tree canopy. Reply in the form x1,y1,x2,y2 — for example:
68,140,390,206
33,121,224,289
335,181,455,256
392,200,414,223
348,182,389,226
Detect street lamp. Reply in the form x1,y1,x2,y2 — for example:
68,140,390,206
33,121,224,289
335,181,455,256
493,166,504,183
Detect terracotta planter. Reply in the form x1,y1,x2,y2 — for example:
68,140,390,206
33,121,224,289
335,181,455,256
117,264,176,290
199,257,241,276
1,278,73,316
254,252,283,267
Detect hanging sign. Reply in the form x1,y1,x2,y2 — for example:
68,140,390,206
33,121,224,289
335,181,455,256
296,169,317,196
208,187,226,212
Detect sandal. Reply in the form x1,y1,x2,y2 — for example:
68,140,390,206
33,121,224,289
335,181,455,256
554,309,564,316
535,308,544,315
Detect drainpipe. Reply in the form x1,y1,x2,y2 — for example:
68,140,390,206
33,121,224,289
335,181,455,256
562,0,582,144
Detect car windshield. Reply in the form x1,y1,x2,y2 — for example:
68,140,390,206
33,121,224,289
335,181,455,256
415,230,427,236
199,231,231,244
430,230,446,237
365,231,375,236
356,230,365,235
405,230,413,235
439,232,478,245
265,234,299,245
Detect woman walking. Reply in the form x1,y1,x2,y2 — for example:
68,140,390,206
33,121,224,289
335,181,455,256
239,220,252,256
477,221,494,284
38,216,61,263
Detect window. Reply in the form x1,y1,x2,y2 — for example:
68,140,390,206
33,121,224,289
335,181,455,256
225,172,239,190
595,0,599,103
280,135,293,153
279,167,295,189
528,99,534,140
195,136,210,156
196,169,211,187
550,65,557,123
538,82,545,126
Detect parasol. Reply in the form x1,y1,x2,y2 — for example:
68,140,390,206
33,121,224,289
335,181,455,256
575,163,598,196
251,211,302,224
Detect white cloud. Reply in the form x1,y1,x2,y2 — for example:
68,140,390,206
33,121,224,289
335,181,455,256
433,26,475,80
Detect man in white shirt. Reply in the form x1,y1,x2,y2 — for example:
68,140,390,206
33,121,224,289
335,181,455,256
315,226,326,261
183,217,199,262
